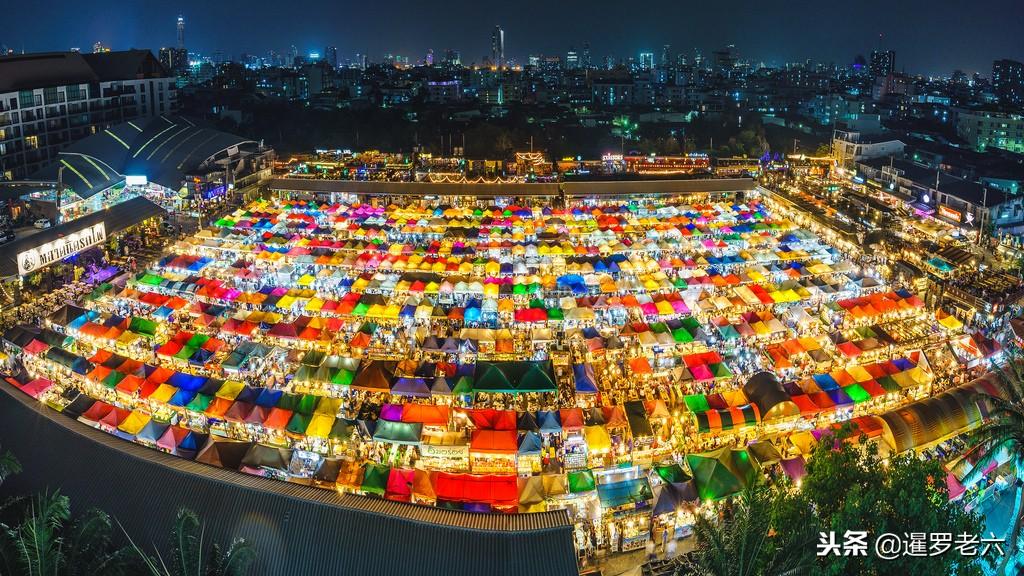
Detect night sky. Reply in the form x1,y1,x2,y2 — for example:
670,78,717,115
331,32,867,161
5,0,1022,76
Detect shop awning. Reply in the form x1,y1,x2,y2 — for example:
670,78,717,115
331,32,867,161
596,477,653,509
624,400,653,438
470,429,517,453
372,420,422,445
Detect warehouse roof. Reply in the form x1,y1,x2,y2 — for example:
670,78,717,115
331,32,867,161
0,382,578,576
27,116,257,199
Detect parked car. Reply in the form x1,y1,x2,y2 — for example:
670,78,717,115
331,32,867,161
33,219,51,229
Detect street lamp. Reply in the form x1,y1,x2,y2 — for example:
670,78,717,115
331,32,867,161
55,165,64,225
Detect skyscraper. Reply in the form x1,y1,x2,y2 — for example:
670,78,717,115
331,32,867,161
161,15,188,76
870,50,895,78
426,49,434,66
491,25,504,69
638,52,654,71
582,42,591,70
660,44,671,68
566,47,579,70
325,45,339,69
444,49,461,67
993,59,1024,107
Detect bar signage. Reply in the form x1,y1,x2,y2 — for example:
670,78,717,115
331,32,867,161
420,444,469,459
17,222,106,275
938,205,962,222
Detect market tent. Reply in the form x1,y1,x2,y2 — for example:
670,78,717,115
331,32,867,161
624,400,653,438
573,364,599,394
372,420,422,445
312,458,342,488
361,463,390,496
194,437,254,470
686,447,760,501
567,470,596,493
742,371,798,420
433,472,518,508
654,463,691,484
652,481,699,515
240,444,293,473
518,476,546,513
351,361,395,392
596,477,653,509
473,361,556,394
747,441,783,466
470,429,517,453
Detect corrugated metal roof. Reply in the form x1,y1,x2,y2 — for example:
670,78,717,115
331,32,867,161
0,383,579,576
27,116,256,199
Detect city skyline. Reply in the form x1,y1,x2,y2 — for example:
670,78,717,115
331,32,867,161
3,0,1023,76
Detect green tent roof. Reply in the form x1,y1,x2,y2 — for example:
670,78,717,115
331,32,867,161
568,470,595,493
683,394,710,413
286,412,311,435
361,463,390,496
129,317,157,336
843,383,871,403
186,393,212,412
372,420,422,445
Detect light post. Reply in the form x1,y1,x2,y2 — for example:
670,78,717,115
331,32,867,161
55,165,64,225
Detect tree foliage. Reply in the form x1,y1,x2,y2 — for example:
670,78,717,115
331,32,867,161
680,486,817,576
678,428,985,576
777,431,984,576
0,490,142,576
129,508,256,576
967,356,1024,574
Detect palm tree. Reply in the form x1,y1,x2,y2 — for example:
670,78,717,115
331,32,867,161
676,486,814,576
0,490,141,576
128,508,256,576
0,444,21,489
967,355,1024,576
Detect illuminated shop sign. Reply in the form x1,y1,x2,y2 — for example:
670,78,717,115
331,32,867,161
17,222,106,275
938,205,962,222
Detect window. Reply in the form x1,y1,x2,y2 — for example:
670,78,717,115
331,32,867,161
18,91,34,108
24,135,38,149
43,87,58,105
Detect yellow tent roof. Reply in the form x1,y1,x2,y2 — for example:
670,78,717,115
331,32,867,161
215,380,246,400
584,425,611,452
117,411,151,435
149,383,177,404
305,413,335,438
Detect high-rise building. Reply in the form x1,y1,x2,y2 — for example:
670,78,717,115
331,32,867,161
159,16,188,76
660,44,671,68
443,49,461,67
0,50,177,180
639,52,654,70
92,41,110,54
491,25,504,69
869,50,895,78
713,45,737,73
324,46,338,69
425,49,434,66
582,42,591,70
992,59,1024,108
566,47,579,70
956,108,1024,153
